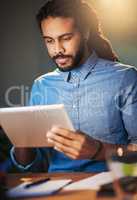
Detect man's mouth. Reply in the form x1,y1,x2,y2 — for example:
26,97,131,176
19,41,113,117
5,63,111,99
54,56,71,65
56,57,69,64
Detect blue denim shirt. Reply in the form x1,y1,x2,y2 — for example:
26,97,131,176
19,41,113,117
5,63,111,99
10,52,137,172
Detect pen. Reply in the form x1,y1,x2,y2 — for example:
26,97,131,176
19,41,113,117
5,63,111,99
25,177,50,188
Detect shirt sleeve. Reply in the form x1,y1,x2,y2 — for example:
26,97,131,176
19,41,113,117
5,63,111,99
10,147,44,172
119,67,137,144
28,79,46,106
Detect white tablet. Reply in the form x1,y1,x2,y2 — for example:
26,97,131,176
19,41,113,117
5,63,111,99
0,104,74,147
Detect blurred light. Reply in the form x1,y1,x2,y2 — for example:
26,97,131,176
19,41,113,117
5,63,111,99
20,178,32,182
117,147,124,157
100,0,133,16
97,0,135,36
100,0,114,8
100,0,130,7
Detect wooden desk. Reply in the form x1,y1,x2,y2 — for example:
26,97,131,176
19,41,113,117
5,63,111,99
6,173,137,200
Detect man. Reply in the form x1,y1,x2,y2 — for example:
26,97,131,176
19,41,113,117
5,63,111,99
10,0,137,172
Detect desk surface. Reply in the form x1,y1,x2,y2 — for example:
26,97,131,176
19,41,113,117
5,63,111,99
6,173,137,200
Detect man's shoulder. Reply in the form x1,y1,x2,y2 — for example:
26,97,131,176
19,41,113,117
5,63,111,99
96,58,137,75
34,69,61,83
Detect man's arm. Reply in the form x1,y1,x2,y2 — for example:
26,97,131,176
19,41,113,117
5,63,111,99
46,126,124,161
11,128,136,167
14,148,37,166
10,147,48,172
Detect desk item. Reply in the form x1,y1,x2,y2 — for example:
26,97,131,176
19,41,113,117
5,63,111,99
5,173,137,200
97,181,116,197
97,176,137,197
25,177,50,188
107,149,137,200
6,179,72,198
64,172,114,190
0,104,74,147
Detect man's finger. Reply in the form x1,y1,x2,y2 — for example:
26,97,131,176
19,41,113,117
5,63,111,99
47,131,81,150
51,139,79,157
47,131,73,147
51,126,76,140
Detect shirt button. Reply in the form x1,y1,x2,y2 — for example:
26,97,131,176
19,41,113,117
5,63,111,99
74,83,78,87
73,105,76,108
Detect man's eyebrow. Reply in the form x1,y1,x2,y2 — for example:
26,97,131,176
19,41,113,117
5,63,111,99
43,36,52,39
59,33,74,38
43,33,74,39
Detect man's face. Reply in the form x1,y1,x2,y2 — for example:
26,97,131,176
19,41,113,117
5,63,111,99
41,17,86,71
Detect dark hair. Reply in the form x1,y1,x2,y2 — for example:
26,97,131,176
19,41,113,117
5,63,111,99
36,0,118,61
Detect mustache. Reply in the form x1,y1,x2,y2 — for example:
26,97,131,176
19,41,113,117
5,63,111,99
53,54,72,60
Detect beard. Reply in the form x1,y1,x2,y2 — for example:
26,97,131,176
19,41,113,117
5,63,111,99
51,39,86,72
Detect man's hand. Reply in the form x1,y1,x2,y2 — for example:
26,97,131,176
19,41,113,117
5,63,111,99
47,126,100,160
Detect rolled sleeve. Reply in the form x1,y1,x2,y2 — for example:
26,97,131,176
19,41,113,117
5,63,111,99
10,147,42,172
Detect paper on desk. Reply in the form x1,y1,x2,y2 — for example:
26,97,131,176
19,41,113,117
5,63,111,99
64,172,114,190
7,179,72,198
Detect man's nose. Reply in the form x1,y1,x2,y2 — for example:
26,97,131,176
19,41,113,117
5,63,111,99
54,41,65,54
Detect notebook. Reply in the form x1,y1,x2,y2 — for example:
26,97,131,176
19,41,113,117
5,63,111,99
7,179,72,198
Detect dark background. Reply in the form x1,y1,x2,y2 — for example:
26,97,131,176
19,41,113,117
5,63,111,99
0,0,55,108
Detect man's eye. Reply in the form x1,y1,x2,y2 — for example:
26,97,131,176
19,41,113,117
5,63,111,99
63,36,72,41
45,39,53,44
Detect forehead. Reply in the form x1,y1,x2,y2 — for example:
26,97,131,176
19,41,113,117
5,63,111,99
41,17,77,37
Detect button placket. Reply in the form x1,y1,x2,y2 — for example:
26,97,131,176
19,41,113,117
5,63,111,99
72,76,80,129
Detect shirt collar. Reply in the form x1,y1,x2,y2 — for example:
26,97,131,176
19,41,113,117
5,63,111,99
56,51,98,82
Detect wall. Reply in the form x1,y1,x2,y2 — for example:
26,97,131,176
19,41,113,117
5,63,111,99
0,0,55,107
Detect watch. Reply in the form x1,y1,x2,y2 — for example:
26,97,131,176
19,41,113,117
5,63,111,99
90,140,103,160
